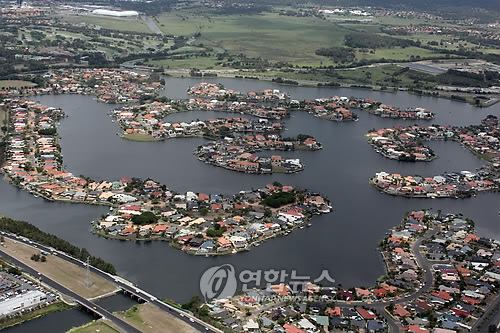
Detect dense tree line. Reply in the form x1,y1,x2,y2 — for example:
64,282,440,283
272,77,298,85
435,69,499,87
0,217,116,274
315,46,355,63
344,32,419,49
38,128,57,136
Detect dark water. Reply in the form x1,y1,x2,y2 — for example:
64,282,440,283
0,308,94,333
0,78,499,305
0,291,139,333
94,293,139,312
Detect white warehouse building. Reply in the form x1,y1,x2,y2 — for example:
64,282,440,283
0,290,47,318
92,9,139,17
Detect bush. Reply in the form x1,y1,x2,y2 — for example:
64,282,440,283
315,46,355,63
345,32,418,49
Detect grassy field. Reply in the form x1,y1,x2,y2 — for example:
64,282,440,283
155,11,350,65
0,302,72,330
1,238,117,298
0,80,36,89
335,64,437,88
355,47,448,61
62,15,152,34
116,303,199,333
123,133,157,142
67,319,121,333
147,56,224,69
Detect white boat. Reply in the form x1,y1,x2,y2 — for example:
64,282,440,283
109,207,113,211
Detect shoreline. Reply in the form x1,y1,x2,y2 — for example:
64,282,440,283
163,70,500,108
91,218,317,257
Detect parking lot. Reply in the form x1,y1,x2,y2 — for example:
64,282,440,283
0,271,59,318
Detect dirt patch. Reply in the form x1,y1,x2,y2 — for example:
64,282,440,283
0,238,117,298
117,303,200,333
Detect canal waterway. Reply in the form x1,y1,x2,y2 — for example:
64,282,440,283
0,78,498,307
1,308,94,333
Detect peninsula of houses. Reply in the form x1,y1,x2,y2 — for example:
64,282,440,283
0,97,331,256
202,210,500,333
111,100,321,173
370,115,500,198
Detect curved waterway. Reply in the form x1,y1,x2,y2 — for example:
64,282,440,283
0,78,499,305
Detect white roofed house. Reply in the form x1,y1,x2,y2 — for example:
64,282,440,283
230,235,247,248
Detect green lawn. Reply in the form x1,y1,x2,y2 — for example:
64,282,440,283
0,80,36,89
332,64,438,89
155,11,351,65
355,47,447,61
123,133,157,142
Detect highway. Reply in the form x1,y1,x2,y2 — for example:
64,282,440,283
0,233,221,333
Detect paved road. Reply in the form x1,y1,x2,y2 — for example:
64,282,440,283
1,233,220,333
471,290,500,332
142,16,163,35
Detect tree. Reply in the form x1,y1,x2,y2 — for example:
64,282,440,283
8,267,21,275
131,211,158,225
40,256,46,262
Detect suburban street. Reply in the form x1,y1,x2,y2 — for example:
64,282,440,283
333,226,440,332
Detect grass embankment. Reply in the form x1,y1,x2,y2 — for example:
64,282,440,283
0,109,6,127
116,303,199,333
0,302,72,330
123,133,158,142
66,319,121,333
0,80,36,89
1,238,117,298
